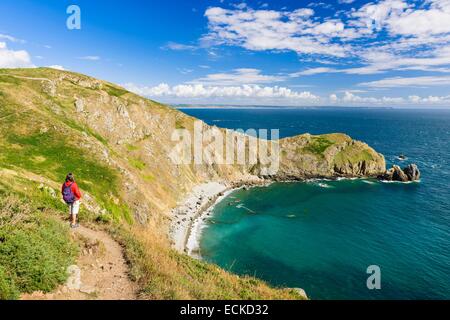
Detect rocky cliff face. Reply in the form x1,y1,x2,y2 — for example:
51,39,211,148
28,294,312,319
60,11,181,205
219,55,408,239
0,68,386,226
379,164,421,182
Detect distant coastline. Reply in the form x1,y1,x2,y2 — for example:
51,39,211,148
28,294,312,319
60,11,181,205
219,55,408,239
175,104,397,110
174,105,450,110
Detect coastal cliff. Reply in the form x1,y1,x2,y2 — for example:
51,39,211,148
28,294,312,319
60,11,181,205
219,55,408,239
0,68,386,299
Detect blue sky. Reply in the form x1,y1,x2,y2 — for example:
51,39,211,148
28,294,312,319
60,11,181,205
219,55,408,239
1,0,450,106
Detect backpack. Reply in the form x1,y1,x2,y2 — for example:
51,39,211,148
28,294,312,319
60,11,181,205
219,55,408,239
63,182,76,204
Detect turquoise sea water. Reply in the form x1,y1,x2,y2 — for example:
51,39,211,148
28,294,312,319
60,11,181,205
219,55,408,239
180,108,450,300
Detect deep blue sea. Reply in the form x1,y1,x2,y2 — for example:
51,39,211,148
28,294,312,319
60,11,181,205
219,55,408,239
180,107,450,300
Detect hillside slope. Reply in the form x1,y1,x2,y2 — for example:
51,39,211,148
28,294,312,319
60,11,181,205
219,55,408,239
0,68,385,299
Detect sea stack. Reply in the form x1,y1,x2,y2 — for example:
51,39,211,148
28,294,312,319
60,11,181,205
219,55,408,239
379,164,421,182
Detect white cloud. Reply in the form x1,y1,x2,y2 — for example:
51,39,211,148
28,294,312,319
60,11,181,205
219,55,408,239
304,20,345,36
291,67,337,76
233,3,247,10
290,44,450,75
47,65,65,71
331,91,450,105
307,2,334,10
349,0,450,47
408,95,421,103
351,0,409,32
359,75,450,88
342,91,380,103
78,56,101,61
408,94,450,103
202,6,350,57
189,68,285,85
381,96,405,103
329,94,338,102
0,33,25,43
380,0,450,36
198,2,450,76
123,82,319,102
178,68,194,74
0,42,34,68
162,42,197,51
124,83,450,106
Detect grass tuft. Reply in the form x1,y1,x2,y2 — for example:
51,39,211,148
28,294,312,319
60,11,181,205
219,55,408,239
105,84,128,97
129,158,146,171
303,136,334,156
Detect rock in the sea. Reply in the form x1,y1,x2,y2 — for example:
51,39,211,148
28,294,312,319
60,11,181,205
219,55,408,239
379,167,393,181
404,164,420,181
379,163,420,182
392,165,409,182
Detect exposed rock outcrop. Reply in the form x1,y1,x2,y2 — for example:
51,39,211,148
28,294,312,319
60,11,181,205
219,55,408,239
379,164,420,182
41,80,57,96
404,163,421,181
75,98,84,112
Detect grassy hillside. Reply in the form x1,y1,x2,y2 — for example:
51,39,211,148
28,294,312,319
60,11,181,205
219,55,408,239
0,68,385,299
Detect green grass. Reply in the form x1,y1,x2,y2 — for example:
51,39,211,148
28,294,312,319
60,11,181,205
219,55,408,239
142,174,155,182
106,202,134,224
0,265,19,300
129,158,146,171
105,84,128,97
2,131,117,198
0,75,21,85
125,144,139,152
334,145,374,167
175,119,185,129
302,136,334,156
0,194,78,299
60,116,109,146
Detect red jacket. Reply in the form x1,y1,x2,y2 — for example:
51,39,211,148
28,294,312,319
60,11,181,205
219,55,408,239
61,181,82,200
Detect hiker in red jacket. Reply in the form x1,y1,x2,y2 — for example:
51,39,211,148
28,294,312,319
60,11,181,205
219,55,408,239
61,173,82,228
